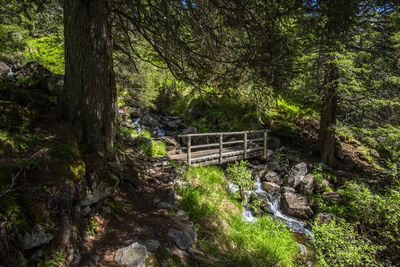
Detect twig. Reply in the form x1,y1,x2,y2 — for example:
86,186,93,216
0,170,22,199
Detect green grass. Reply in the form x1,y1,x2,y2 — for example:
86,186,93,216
175,165,299,266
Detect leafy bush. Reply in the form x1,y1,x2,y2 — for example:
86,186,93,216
311,218,381,266
226,160,254,202
318,181,400,264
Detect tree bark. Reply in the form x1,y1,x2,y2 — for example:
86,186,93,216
319,62,339,165
62,0,117,155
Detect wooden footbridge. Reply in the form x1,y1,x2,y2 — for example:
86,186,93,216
168,130,268,166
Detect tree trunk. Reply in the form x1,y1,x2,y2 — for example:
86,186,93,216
318,62,338,165
62,0,117,155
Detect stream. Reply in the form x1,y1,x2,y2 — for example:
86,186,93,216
230,176,313,238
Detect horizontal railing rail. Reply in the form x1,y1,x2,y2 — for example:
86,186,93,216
172,129,268,165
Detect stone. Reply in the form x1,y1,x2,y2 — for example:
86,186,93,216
280,193,313,220
261,182,281,193
121,106,141,118
284,162,308,188
80,174,119,207
266,161,281,172
0,62,10,75
314,213,335,225
102,206,112,214
298,174,314,195
160,136,179,148
263,171,281,184
141,114,159,127
268,136,281,149
297,243,308,258
181,126,197,135
142,239,160,253
108,161,124,172
82,206,91,217
281,186,296,194
114,242,149,267
0,100,34,127
18,224,54,250
370,150,380,158
315,179,330,193
168,227,197,250
322,192,342,202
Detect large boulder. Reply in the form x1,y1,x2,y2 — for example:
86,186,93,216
114,242,149,267
17,224,54,250
262,182,281,193
298,174,314,195
284,162,308,188
280,192,313,219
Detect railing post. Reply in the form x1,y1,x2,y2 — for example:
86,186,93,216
219,134,223,164
263,131,267,159
187,136,191,165
243,132,247,159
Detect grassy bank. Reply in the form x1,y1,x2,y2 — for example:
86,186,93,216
174,165,299,266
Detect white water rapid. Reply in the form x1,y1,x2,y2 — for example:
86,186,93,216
231,176,313,237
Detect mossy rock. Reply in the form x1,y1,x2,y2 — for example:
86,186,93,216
51,142,86,182
0,100,34,127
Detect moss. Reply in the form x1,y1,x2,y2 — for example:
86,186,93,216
51,142,86,182
0,100,34,127
0,192,43,233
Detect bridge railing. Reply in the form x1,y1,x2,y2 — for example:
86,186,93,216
176,129,268,165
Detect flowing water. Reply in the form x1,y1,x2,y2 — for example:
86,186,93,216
133,116,165,138
230,176,313,238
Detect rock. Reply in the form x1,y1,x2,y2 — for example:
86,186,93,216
322,192,342,202
141,114,159,127
0,100,34,127
141,239,160,253
284,162,308,188
102,206,112,214
108,161,124,172
315,179,330,192
114,242,149,267
80,174,119,207
168,227,197,250
82,206,91,217
297,243,308,258
280,193,313,219
281,186,296,194
181,126,197,135
314,213,335,225
160,136,179,148
263,171,281,184
261,182,280,193
266,161,281,172
268,136,281,149
18,224,54,250
122,106,141,118
298,174,314,195
370,150,380,158
0,62,9,75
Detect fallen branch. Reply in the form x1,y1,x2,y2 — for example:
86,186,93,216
0,170,22,199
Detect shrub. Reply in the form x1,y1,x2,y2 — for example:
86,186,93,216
311,218,381,266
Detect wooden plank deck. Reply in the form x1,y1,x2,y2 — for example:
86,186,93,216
167,130,268,166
